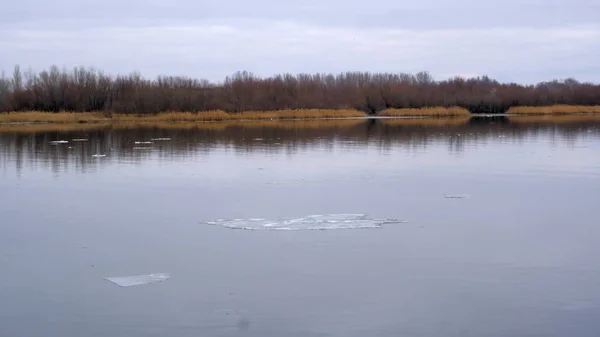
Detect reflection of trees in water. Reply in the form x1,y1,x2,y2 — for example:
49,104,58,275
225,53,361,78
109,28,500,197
1,117,599,176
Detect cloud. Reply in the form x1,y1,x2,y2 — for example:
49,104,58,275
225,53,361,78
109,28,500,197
1,1,599,83
3,0,599,30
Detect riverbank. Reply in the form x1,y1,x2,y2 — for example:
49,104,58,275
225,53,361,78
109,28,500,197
506,105,600,114
2,114,600,134
0,107,466,124
0,110,365,124
1,105,599,125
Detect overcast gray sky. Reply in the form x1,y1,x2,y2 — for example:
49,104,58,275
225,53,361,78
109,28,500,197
1,0,599,83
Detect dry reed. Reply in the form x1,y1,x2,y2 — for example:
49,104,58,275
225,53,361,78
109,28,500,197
1,109,367,124
0,111,108,123
506,105,600,115
508,114,600,124
230,109,366,120
111,109,366,122
378,106,471,117
4,105,599,125
0,123,109,133
0,119,365,133
110,110,231,122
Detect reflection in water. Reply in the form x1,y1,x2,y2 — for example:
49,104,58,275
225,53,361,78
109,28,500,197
2,116,600,337
1,116,599,176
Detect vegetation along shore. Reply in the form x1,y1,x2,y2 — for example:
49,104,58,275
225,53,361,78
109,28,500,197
1,65,599,123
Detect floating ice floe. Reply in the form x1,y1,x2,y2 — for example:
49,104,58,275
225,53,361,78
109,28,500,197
50,140,69,145
150,137,171,141
92,154,106,157
134,141,153,144
203,213,407,231
72,138,88,142
104,273,170,287
443,194,470,199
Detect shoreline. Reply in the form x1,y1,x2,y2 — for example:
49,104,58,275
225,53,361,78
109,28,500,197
1,105,600,125
0,107,469,124
1,114,600,134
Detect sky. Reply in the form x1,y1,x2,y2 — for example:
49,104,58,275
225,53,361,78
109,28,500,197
1,0,599,84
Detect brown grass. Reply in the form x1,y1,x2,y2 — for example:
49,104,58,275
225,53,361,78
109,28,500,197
378,106,471,117
508,114,600,124
0,119,366,133
233,109,366,120
0,123,109,133
110,110,231,122
0,111,108,123
110,109,367,122
0,109,367,124
4,105,599,125
506,105,600,115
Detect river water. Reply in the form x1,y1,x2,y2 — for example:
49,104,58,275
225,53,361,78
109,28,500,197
1,116,600,337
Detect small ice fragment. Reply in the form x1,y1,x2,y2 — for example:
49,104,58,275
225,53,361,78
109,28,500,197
92,154,106,157
253,138,263,141
104,273,170,287
72,138,88,142
134,141,153,144
443,194,470,199
132,147,152,150
203,214,407,231
150,137,171,141
50,140,68,145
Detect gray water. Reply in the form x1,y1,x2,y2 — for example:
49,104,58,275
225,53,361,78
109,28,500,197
1,117,600,337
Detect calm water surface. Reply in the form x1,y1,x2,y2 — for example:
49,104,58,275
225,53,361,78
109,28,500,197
1,117,600,337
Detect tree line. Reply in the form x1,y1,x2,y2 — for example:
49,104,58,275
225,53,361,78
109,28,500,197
0,65,599,114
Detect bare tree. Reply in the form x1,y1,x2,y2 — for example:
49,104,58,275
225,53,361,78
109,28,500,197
1,64,599,114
